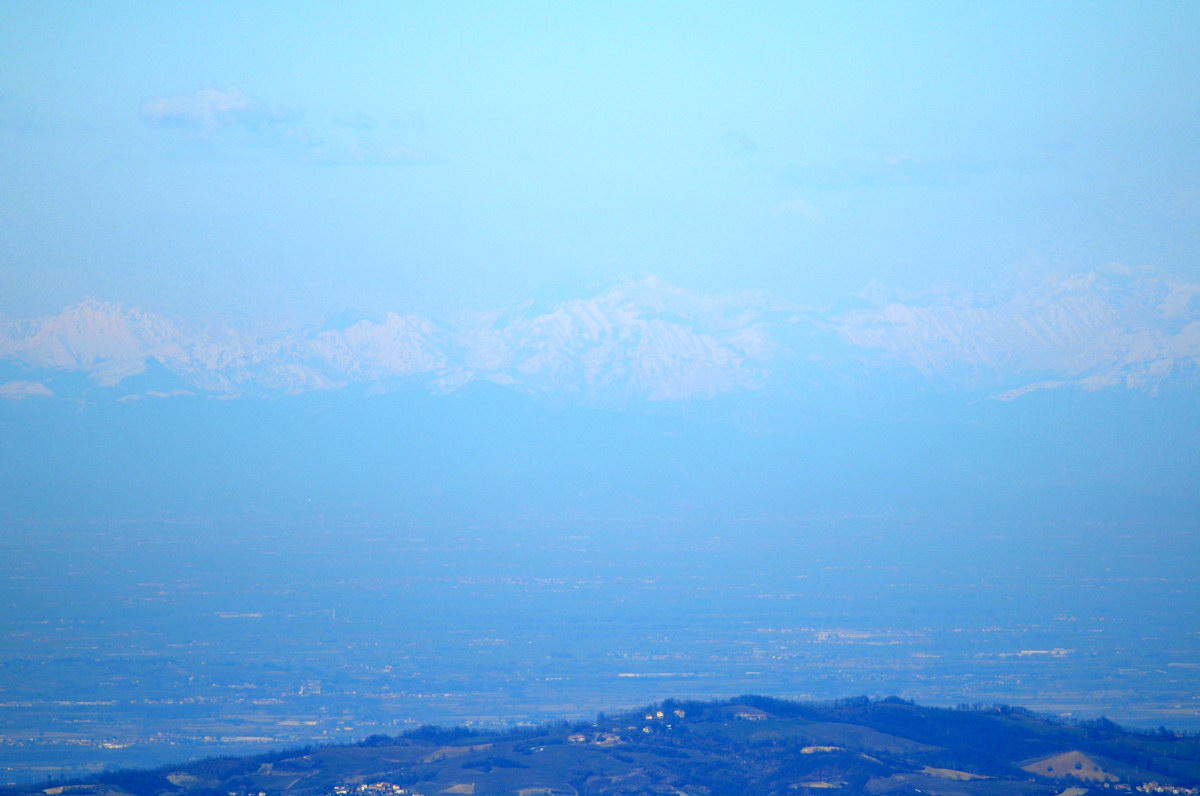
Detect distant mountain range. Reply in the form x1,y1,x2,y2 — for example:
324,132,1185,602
6,695,1198,796
3,266,1198,405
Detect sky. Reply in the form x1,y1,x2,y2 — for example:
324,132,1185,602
3,2,1198,328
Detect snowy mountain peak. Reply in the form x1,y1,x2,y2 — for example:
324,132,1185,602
826,267,1200,395
2,298,194,386
3,269,1199,403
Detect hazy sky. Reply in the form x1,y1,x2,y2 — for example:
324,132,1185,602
3,2,1198,326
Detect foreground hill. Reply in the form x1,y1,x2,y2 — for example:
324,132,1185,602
9,696,1200,796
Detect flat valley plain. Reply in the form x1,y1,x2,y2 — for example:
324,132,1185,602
1,515,1198,784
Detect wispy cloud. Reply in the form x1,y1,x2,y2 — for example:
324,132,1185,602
333,112,380,131
142,87,429,165
141,87,285,134
777,198,825,224
720,127,760,155
304,141,431,166
783,153,989,190
0,380,54,400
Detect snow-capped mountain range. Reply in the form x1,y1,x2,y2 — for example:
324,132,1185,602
3,267,1198,404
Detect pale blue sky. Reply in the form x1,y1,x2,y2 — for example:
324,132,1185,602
2,2,1198,326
